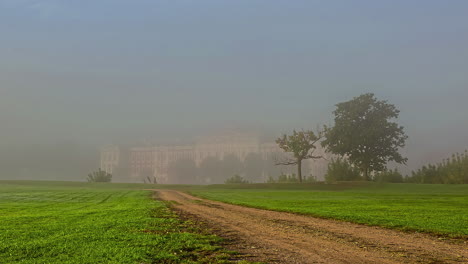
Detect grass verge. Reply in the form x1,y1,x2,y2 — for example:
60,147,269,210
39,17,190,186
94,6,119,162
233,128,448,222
0,181,231,263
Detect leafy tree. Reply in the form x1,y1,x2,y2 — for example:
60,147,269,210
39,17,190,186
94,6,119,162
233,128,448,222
87,168,112,182
225,174,249,184
322,93,408,180
275,130,323,182
324,157,362,183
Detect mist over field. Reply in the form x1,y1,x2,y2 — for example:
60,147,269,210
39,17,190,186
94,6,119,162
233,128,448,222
1,0,468,181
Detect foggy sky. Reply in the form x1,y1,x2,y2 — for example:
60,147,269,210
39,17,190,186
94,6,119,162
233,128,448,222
1,0,468,171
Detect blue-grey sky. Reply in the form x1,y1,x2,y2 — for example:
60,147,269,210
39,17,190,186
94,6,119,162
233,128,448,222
1,0,468,169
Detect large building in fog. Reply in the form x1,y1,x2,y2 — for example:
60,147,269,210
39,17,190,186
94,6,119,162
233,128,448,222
100,133,329,183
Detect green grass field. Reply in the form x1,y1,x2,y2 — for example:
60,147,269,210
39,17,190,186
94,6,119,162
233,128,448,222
0,181,230,264
2,181,467,263
190,183,468,238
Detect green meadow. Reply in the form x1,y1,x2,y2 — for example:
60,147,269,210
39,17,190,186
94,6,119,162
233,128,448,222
190,183,468,237
1,181,467,264
0,181,230,264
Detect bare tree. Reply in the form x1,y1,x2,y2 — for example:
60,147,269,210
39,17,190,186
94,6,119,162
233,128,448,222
275,129,323,182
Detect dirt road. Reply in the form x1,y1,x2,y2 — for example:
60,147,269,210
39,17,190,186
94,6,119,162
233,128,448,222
156,190,468,264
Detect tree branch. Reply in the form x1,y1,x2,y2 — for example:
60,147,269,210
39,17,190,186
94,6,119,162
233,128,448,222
275,160,298,166
304,154,323,160
273,156,298,166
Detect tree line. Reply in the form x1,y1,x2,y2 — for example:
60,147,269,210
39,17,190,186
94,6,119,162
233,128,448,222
277,92,467,184
405,151,468,184
324,151,468,184
276,93,408,183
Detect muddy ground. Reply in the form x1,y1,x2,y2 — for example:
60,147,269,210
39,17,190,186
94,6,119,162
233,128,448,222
156,190,468,264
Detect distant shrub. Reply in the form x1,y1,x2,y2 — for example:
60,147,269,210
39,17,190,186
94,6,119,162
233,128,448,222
143,175,158,184
266,175,276,183
406,151,468,184
225,174,249,184
265,174,317,183
304,175,317,183
374,169,403,183
325,157,362,183
87,169,112,182
277,173,299,183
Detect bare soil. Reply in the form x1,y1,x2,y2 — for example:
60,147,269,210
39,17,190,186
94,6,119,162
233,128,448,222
155,190,468,264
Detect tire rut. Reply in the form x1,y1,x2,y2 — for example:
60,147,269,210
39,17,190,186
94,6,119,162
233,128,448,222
156,190,468,264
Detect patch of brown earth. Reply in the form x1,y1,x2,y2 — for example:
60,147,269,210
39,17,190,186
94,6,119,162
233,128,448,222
156,190,468,264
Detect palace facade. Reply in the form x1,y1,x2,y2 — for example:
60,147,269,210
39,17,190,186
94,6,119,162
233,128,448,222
100,134,329,183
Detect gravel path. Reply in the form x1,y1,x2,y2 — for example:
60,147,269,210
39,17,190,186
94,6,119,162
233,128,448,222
156,190,468,264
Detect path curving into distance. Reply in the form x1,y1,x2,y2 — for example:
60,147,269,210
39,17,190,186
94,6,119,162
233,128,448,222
155,190,468,264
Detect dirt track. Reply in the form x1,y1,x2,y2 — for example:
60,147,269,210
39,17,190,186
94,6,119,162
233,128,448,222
156,190,468,264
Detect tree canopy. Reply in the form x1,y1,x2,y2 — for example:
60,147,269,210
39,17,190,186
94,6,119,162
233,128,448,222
322,93,407,180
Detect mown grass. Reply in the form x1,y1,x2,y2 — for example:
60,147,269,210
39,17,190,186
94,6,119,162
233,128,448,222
0,181,230,264
189,183,468,238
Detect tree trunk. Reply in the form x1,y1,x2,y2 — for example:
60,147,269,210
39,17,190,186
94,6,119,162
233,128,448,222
297,159,302,183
